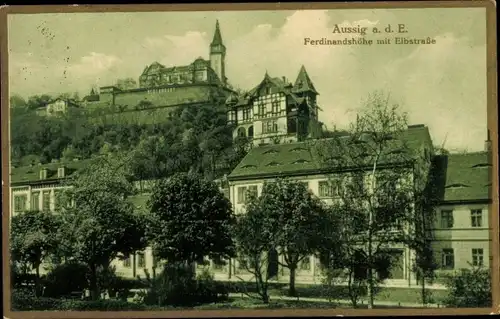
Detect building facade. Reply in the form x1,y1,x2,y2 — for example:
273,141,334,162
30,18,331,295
225,66,323,147
198,132,492,287
36,98,80,117
9,160,163,279
80,21,232,114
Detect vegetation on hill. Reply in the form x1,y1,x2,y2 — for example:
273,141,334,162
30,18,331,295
10,94,250,181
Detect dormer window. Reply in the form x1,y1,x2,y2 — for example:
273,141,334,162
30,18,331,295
263,149,279,155
293,159,309,164
40,169,48,180
266,161,281,167
57,167,66,178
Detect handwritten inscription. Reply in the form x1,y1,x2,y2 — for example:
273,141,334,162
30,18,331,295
304,24,437,46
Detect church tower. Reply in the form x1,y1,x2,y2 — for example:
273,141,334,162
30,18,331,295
210,20,226,84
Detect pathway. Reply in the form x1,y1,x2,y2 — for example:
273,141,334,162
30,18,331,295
227,293,442,308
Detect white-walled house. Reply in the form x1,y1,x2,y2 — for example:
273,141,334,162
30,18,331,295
8,160,162,279
35,98,80,117
8,131,493,288
201,126,493,288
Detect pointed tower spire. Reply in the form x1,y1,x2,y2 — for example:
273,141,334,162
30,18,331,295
292,65,318,94
210,20,227,84
211,20,223,46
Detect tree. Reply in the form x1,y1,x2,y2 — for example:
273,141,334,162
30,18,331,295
233,191,276,304
116,78,137,90
25,94,52,110
147,173,236,266
410,150,441,306
10,94,27,109
443,266,491,307
312,91,420,309
58,154,147,300
254,179,333,296
10,210,61,296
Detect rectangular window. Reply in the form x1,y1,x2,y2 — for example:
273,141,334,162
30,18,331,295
57,167,65,178
42,191,51,211
271,101,280,114
137,253,146,268
318,181,336,197
237,186,247,204
247,185,258,199
441,248,454,270
14,195,27,212
262,120,278,134
242,108,251,121
31,192,40,211
259,103,266,117
123,256,131,268
472,248,484,267
440,210,454,228
471,209,483,227
300,257,311,271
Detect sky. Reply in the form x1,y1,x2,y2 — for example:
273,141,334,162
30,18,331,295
8,8,488,152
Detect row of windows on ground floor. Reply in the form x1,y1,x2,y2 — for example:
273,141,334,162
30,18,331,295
235,185,487,229
115,247,485,273
13,190,71,213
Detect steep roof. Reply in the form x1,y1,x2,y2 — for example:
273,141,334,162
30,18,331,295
211,20,224,46
436,152,492,202
292,65,318,95
10,159,93,185
228,125,433,180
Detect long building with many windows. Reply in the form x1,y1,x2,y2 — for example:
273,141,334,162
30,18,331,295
9,134,492,287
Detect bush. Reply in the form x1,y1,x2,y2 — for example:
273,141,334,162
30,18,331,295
142,263,228,307
42,262,88,298
11,289,147,311
443,267,491,308
59,299,146,311
11,289,62,311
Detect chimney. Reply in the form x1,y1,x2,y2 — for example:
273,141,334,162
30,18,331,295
282,76,286,83
485,129,492,152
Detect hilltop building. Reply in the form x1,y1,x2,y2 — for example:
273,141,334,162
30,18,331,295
225,66,323,146
35,98,81,117
10,19,494,289
80,20,232,113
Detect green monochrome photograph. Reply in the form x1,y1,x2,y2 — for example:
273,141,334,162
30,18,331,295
3,2,497,316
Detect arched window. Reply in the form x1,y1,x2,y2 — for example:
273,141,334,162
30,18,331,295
248,126,254,138
237,127,246,137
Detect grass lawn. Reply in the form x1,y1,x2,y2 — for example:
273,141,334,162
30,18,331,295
218,281,449,306
139,297,425,310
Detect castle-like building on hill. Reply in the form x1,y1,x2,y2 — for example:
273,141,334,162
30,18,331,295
82,21,232,112
79,20,324,147
225,66,323,146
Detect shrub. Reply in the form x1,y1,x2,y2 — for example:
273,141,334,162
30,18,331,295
59,299,146,311
11,289,63,311
42,262,88,298
11,289,147,311
443,267,491,308
142,263,228,307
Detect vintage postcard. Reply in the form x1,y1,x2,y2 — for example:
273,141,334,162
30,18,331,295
1,2,498,318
